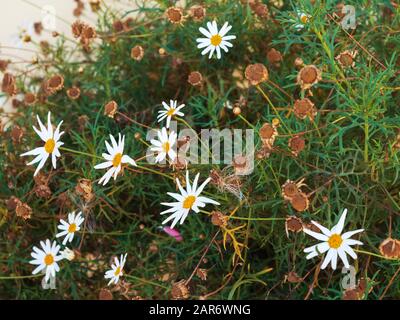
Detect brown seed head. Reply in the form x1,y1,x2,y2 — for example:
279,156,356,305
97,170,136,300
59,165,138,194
16,202,32,220
75,178,94,203
189,5,206,21
67,87,81,100
131,45,144,61
267,48,282,64
244,63,269,85
99,288,113,300
297,65,322,90
104,100,118,118
24,92,37,106
71,20,85,38
285,216,303,233
211,210,228,227
293,98,317,120
166,7,184,24
290,192,309,212
336,50,357,68
171,280,190,300
188,71,203,87
379,238,400,259
288,135,305,156
11,125,24,144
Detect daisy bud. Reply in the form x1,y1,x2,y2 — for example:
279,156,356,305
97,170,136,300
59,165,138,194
134,132,141,140
244,63,269,86
158,48,167,57
171,280,190,300
130,45,144,61
67,87,81,100
296,65,322,90
188,71,203,87
165,7,184,24
233,106,241,115
104,100,118,118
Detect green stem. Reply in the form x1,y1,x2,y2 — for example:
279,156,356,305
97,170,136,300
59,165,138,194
60,147,102,160
125,274,169,289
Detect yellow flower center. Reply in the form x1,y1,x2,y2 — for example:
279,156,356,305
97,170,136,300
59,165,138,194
300,15,309,24
167,108,175,116
183,195,196,209
44,138,55,153
163,142,170,153
210,34,222,46
328,234,343,249
68,223,77,233
112,153,122,167
114,266,121,276
44,254,54,266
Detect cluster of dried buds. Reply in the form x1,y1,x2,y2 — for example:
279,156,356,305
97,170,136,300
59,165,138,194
34,173,52,199
71,20,97,52
7,196,32,220
165,5,206,25
281,179,310,212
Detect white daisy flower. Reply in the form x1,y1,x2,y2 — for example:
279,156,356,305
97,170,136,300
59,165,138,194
94,133,137,186
303,208,364,270
56,211,85,245
20,112,64,177
196,21,236,59
29,239,63,282
161,171,220,229
157,100,185,129
150,127,177,163
294,10,311,31
104,253,127,286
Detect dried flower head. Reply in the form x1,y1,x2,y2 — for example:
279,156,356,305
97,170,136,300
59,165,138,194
288,135,305,156
130,45,144,61
379,238,400,259
285,216,303,235
67,87,81,100
44,74,64,95
16,202,32,220
7,196,21,211
34,173,52,199
75,178,94,203
72,20,85,38
11,125,24,144
2,73,17,96
210,168,243,200
196,268,208,281
33,22,43,35
188,71,203,87
281,179,303,201
293,98,317,120
189,5,206,21
171,280,190,300
244,63,269,85
253,3,269,18
294,57,304,68
290,192,309,212
0,59,10,72
297,65,322,90
259,122,278,148
211,210,228,228
24,92,37,106
166,7,184,24
104,100,118,118
285,271,303,283
267,48,283,65
82,25,97,40
336,50,357,68
98,288,113,300
232,154,252,175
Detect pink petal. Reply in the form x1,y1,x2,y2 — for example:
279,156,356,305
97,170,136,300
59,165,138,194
163,227,183,242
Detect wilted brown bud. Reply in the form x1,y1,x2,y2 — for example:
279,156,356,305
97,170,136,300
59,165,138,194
335,50,357,68
104,100,118,118
294,57,304,68
11,125,24,144
24,92,37,106
72,20,85,38
244,63,269,85
44,74,64,95
2,73,17,96
253,3,269,18
211,210,228,227
189,5,206,21
89,0,101,12
267,48,282,65
171,280,190,300
82,25,96,39
34,22,43,35
286,271,303,283
188,71,203,87
293,98,317,120
0,60,10,72
196,268,208,281
67,87,81,100
297,65,322,90
16,202,32,220
166,7,184,24
131,45,144,61
288,135,305,156
75,178,94,203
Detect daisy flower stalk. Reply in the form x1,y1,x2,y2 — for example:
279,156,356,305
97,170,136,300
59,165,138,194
196,21,236,59
29,239,63,282
150,127,177,163
157,100,185,129
56,211,85,245
161,171,220,228
303,209,364,270
20,112,64,177
104,253,127,285
94,133,136,186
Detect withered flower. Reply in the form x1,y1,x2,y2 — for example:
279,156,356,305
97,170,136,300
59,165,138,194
267,48,283,65
187,71,203,87
34,22,43,35
285,216,303,235
89,0,101,12
16,202,32,220
104,100,118,118
166,7,184,24
72,20,85,38
211,210,228,228
7,196,21,211
113,20,124,32
34,173,51,199
253,3,269,18
293,98,317,120
244,63,269,86
130,45,144,61
288,135,305,156
11,125,24,144
0,59,10,72
78,115,89,131
196,268,208,281
290,192,310,212
336,50,357,68
67,87,81,100
75,178,94,203
24,92,37,106
171,280,190,300
379,238,400,259
281,179,306,201
2,73,17,96
44,74,64,95
297,65,322,90
294,57,304,68
99,288,113,300
189,5,206,21
259,122,278,149
285,271,303,283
